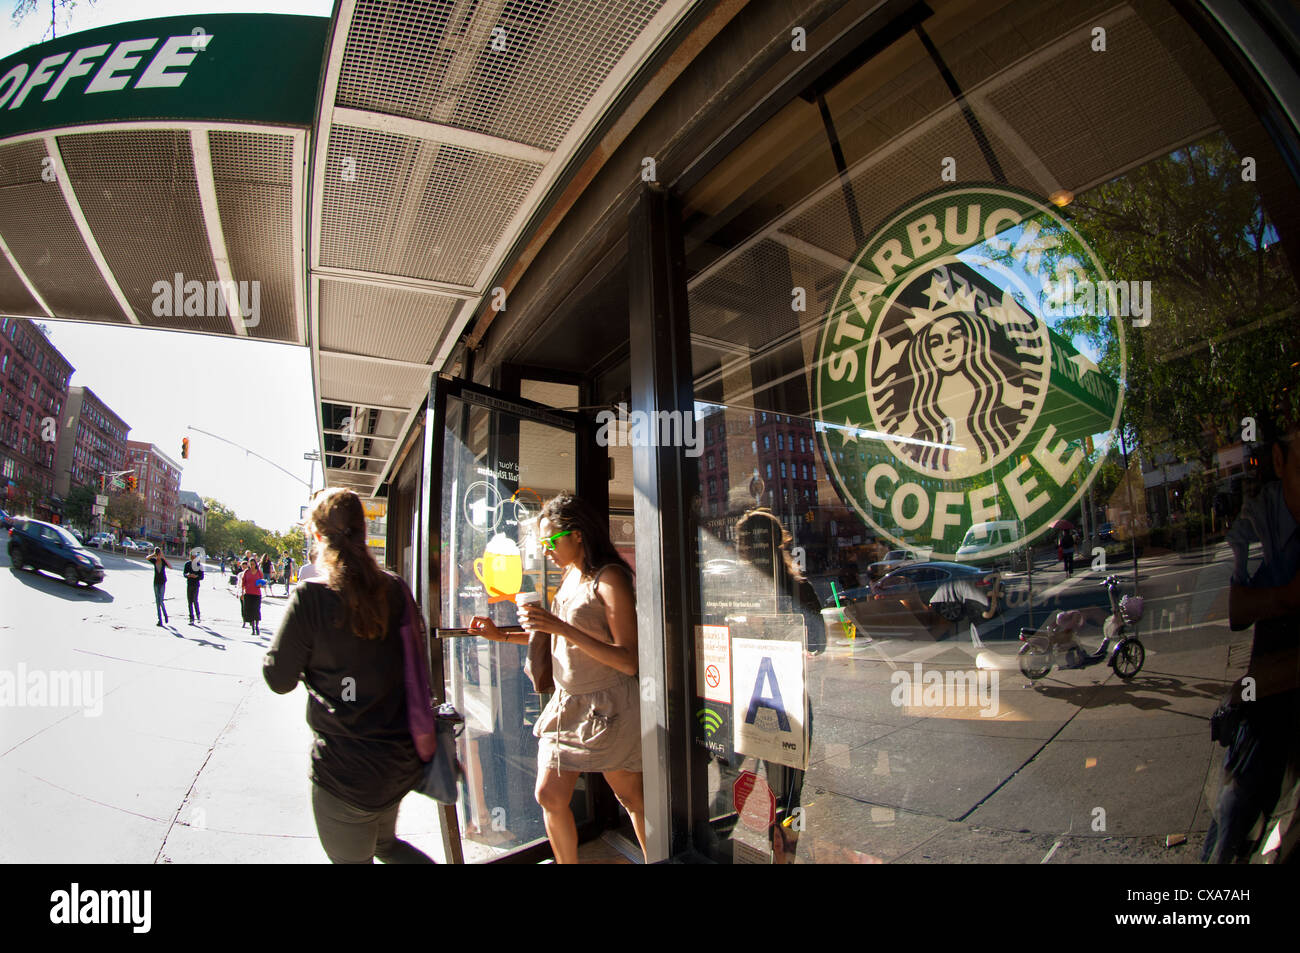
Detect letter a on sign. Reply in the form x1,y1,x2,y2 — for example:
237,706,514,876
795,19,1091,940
733,638,806,768
744,657,791,731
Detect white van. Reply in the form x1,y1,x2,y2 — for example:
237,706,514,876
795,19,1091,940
956,520,1021,559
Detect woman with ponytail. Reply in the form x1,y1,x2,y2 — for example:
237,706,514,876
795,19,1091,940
263,487,434,864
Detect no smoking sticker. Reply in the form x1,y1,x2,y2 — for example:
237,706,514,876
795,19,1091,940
695,625,731,703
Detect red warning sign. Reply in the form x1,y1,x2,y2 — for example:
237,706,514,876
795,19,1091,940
732,770,775,832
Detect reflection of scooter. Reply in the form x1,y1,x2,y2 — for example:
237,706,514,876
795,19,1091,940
1018,575,1145,680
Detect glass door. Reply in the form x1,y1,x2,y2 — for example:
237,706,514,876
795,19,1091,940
428,377,597,862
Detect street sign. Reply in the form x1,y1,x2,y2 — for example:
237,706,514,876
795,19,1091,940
732,771,775,832
91,505,104,515
95,494,108,507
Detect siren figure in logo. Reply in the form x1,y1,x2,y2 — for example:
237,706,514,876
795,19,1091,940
874,296,1024,479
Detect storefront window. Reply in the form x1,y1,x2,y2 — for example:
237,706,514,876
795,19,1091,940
683,0,1299,863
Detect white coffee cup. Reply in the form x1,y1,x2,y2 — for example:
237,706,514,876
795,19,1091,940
516,591,541,632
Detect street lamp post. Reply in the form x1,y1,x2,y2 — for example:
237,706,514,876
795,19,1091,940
304,450,321,496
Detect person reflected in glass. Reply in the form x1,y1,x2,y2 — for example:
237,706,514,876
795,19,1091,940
263,487,435,864
470,494,645,864
1205,414,1300,862
734,508,822,863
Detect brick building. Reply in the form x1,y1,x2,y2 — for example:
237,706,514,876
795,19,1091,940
0,317,73,519
125,441,183,546
54,387,131,500
177,490,207,536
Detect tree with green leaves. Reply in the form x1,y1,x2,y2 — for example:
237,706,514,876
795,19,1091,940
107,490,146,536
64,484,94,530
1053,132,1298,458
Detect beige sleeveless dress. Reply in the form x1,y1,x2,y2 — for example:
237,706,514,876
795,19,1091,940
533,563,642,774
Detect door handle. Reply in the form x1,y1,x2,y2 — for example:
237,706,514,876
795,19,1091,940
436,626,525,639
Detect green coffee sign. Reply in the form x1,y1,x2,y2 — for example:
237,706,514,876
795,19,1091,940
814,185,1124,559
0,14,328,140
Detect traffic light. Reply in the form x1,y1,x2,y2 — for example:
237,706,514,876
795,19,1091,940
100,474,106,492
127,474,138,492
182,437,189,459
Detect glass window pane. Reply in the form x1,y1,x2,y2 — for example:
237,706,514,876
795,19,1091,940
683,0,1300,864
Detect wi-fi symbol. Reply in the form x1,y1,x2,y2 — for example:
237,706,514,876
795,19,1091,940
697,708,723,737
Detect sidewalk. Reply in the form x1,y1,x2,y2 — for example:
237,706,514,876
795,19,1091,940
0,573,446,865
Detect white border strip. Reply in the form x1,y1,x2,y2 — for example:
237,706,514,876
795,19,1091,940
332,106,553,165
191,129,247,336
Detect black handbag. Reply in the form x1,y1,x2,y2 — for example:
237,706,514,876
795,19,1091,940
413,703,465,804
1210,677,1248,747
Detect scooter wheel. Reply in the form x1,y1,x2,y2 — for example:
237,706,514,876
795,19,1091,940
1019,642,1052,680
1111,638,1145,680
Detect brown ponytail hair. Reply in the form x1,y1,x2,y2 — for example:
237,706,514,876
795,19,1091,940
307,487,389,640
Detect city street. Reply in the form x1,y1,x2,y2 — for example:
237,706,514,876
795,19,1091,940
794,546,1246,862
0,545,444,864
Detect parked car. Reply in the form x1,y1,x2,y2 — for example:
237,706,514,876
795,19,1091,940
86,533,114,549
866,549,918,581
0,508,12,530
1097,522,1117,542
7,517,105,587
842,561,1002,636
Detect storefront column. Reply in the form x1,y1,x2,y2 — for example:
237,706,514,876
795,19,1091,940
627,184,705,862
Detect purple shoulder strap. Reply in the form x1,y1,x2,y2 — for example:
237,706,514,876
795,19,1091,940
396,576,437,761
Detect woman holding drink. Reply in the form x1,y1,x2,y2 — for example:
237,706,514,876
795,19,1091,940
469,494,645,864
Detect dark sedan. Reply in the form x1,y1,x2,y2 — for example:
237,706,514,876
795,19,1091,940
7,517,105,587
841,561,1002,637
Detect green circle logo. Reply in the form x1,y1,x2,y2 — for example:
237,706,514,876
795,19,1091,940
814,185,1125,560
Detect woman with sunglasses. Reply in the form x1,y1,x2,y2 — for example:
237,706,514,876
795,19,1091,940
470,494,645,863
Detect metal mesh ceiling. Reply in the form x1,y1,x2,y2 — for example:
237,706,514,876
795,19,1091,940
319,279,462,362
59,130,233,332
319,351,432,409
0,139,124,323
319,125,543,285
210,130,300,344
338,0,669,152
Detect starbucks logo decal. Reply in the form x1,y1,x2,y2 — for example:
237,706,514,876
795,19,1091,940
815,186,1124,560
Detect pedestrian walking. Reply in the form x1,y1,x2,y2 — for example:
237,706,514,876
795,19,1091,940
470,493,646,864
241,558,264,635
184,550,205,624
263,487,435,864
297,543,319,586
282,552,295,596
1059,529,1076,577
147,547,171,626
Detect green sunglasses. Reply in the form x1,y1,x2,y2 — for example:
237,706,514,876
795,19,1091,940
540,529,573,550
